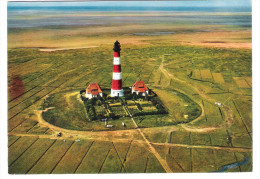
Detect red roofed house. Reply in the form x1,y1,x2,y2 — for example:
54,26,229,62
86,83,103,99
131,80,149,96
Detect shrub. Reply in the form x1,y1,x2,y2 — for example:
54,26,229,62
136,103,143,111
97,100,102,106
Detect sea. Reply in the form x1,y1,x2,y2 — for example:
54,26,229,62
7,5,252,29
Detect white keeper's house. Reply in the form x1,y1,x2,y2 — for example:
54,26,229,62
131,80,149,96
86,83,103,99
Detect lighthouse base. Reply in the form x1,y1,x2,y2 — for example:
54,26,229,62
111,89,124,97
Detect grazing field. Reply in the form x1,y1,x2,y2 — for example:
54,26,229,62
9,138,55,174
28,139,74,174
8,3,252,174
193,70,201,80
244,76,252,87
169,130,190,145
212,73,225,84
200,69,213,80
52,140,93,174
233,77,251,88
8,136,38,166
124,142,150,173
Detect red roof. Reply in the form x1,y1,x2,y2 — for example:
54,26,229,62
132,81,148,93
86,83,102,96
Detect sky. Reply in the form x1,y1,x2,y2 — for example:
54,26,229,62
8,0,252,7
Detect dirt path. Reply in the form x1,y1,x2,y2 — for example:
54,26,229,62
129,115,173,173
64,91,79,107
158,58,206,124
33,109,142,142
8,132,251,153
39,46,99,52
153,142,252,153
8,132,140,143
179,125,219,133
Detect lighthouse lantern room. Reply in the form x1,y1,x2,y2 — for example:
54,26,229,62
111,40,124,97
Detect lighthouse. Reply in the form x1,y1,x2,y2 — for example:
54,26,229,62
111,40,124,97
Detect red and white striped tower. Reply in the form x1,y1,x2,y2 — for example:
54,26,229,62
111,40,124,97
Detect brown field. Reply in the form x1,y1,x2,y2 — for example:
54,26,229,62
177,30,251,49
244,76,252,87
233,77,251,88
212,73,225,84
188,42,251,49
193,70,201,80
8,24,251,50
200,69,213,80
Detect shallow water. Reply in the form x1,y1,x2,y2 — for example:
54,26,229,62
216,157,249,172
7,6,252,13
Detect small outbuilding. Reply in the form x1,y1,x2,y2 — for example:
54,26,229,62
131,80,149,96
86,83,103,99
